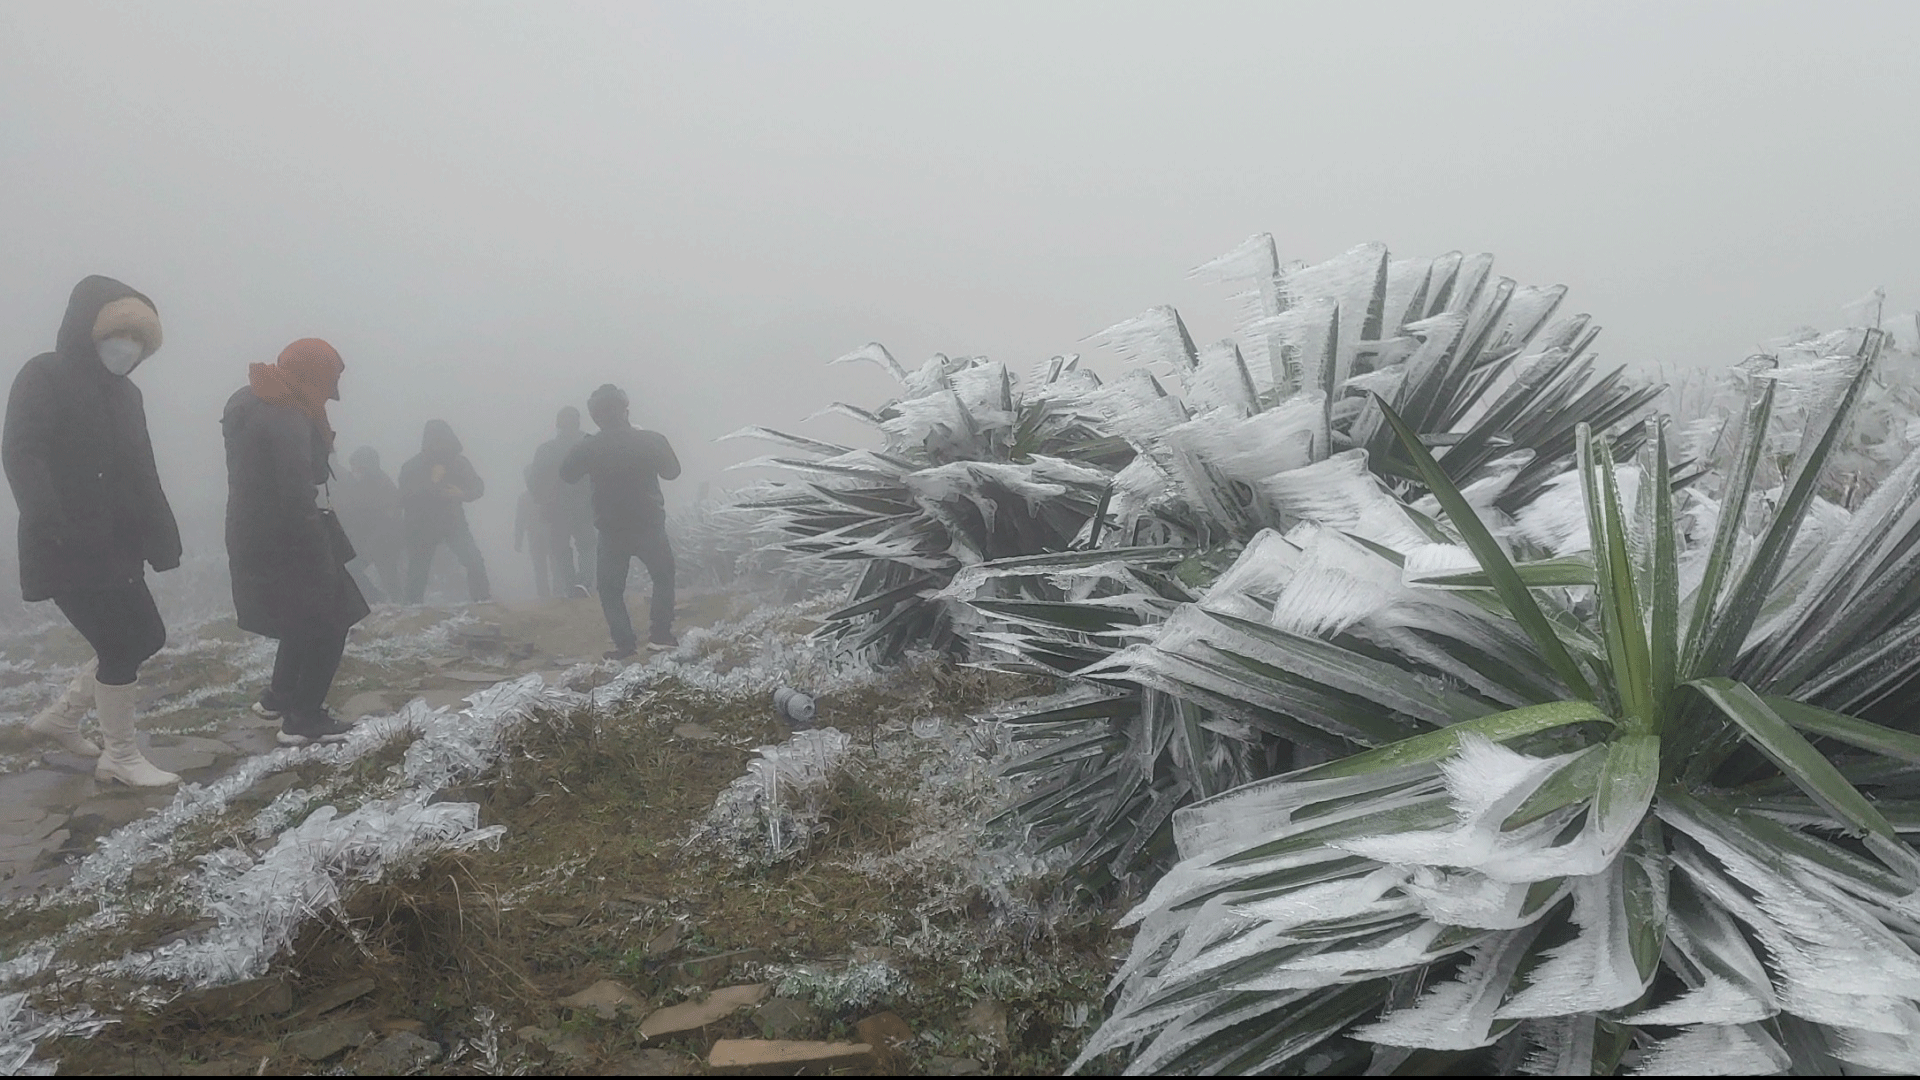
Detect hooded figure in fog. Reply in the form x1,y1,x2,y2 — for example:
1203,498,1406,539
398,419,489,603
222,338,368,746
3,276,184,787
560,383,680,658
335,445,403,602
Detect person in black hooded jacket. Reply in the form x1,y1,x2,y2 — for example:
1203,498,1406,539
398,419,490,603
3,275,184,787
222,338,369,746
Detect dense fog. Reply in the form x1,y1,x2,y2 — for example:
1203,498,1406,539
4,0,1919,603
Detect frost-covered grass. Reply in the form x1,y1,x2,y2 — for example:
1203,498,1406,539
3,596,1119,1075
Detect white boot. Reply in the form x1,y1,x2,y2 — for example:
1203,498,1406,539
92,677,178,788
27,659,101,757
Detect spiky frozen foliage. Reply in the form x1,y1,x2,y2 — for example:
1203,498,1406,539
671,485,854,600
730,348,1129,663
1675,312,1920,511
1091,238,1663,548
965,240,1662,884
1076,328,1920,1074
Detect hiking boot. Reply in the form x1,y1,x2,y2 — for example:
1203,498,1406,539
251,691,288,721
647,634,678,653
277,709,355,747
603,647,637,662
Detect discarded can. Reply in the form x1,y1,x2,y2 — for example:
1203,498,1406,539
772,687,816,729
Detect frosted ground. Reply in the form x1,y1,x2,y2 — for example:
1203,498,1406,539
0,574,1109,1075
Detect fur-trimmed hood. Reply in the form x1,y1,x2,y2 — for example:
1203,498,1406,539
55,276,161,367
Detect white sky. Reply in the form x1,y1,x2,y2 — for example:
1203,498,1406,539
4,1,1918,589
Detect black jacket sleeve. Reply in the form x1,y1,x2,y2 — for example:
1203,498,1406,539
453,456,484,502
2,362,74,544
646,431,681,481
558,438,590,484
263,406,331,571
126,383,182,571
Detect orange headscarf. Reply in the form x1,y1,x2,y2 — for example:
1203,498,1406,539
249,338,344,447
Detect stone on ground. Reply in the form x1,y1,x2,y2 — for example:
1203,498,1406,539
854,1012,913,1072
179,976,292,1020
556,977,647,1020
638,983,769,1040
707,1038,876,1075
293,977,377,1020
754,996,818,1039
283,1016,371,1061
347,1031,443,1075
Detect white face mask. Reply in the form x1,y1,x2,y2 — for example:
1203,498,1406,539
96,336,144,376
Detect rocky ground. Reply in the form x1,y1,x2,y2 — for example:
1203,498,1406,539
0,591,1122,1075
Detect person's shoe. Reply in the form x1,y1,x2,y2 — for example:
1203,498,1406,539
251,691,288,721
569,584,590,599
28,660,102,758
647,634,678,653
603,647,637,662
92,677,179,787
277,709,355,747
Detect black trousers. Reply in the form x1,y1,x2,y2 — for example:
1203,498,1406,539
54,581,167,686
267,629,349,715
597,527,675,651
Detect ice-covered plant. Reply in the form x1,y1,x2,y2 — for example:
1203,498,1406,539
1091,239,1663,548
1078,328,1920,1074
731,350,1128,662
968,241,1664,885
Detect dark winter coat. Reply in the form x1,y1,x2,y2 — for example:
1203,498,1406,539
528,430,591,525
397,421,484,542
2,277,182,601
221,388,369,638
558,423,681,537
334,452,403,560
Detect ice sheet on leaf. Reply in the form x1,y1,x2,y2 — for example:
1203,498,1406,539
1633,1023,1791,1076
1335,735,1655,885
1496,860,1650,1018
1259,449,1432,552
1089,368,1191,446
1354,928,1540,1051
1630,977,1774,1027
0,992,111,1077
1662,801,1920,1033
1834,1020,1920,1073
880,389,980,459
1408,451,1534,524
1091,306,1197,371
1178,340,1261,419
691,727,854,865
1158,393,1324,523
1402,867,1563,931
1245,297,1337,400
1510,466,1644,556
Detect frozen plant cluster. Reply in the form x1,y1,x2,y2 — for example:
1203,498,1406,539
690,726,856,865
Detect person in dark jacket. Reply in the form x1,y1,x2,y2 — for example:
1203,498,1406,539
398,419,490,603
335,445,403,602
560,384,681,659
515,468,552,599
222,338,368,746
527,406,595,598
3,275,183,786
